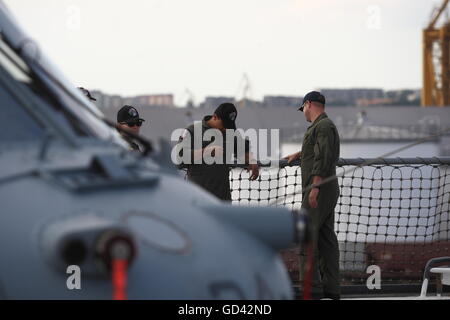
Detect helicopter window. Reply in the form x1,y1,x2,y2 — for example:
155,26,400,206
0,84,44,142
0,36,92,140
0,40,45,142
0,34,127,148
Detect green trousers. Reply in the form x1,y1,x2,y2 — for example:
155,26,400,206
300,179,341,298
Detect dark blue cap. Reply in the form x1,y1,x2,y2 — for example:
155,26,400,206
299,91,326,111
117,105,145,123
214,102,237,129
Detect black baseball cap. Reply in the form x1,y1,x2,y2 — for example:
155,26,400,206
117,105,145,123
299,91,326,112
214,103,237,130
78,87,97,101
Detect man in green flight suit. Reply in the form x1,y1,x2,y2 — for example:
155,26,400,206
284,91,341,300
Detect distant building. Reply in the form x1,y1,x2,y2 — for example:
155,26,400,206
88,91,124,109
89,90,104,105
235,98,263,108
319,88,421,107
202,96,235,109
385,90,421,106
134,94,174,107
263,96,302,108
89,88,422,110
122,96,136,106
319,88,385,106
356,98,395,107
87,91,174,109
110,95,124,109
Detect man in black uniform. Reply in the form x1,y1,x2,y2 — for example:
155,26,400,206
176,103,259,201
117,105,146,152
284,91,341,300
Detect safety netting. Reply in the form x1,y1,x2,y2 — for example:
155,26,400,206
230,158,450,291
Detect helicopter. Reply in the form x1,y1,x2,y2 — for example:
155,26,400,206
0,2,308,299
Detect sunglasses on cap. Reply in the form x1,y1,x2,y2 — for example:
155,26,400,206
299,100,311,111
121,120,143,127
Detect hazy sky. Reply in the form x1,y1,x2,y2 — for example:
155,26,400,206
3,0,441,105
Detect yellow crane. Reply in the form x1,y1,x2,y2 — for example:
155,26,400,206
422,0,450,106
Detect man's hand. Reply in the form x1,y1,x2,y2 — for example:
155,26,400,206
309,187,319,209
247,163,260,181
283,151,301,164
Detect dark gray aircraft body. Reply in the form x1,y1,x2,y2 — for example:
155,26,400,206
0,2,306,299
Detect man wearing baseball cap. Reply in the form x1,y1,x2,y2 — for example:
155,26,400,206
176,102,259,201
117,105,146,152
284,91,341,300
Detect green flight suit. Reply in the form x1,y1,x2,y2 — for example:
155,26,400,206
299,112,341,299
